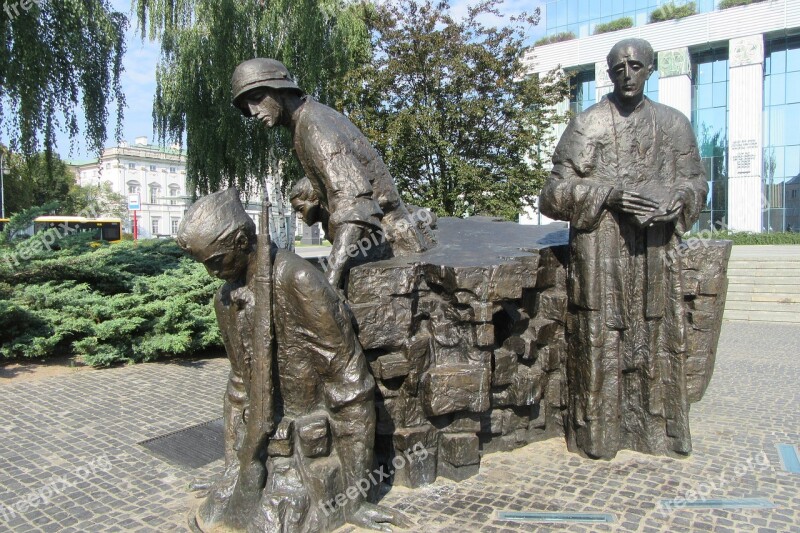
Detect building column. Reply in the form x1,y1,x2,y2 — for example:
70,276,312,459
595,62,613,102
727,35,764,232
657,47,692,120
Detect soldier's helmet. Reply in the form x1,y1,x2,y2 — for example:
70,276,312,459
231,58,304,115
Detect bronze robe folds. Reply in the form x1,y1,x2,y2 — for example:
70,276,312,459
540,94,708,459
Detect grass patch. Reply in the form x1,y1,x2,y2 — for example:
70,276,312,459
649,2,696,22
594,17,633,35
718,0,766,9
686,230,800,245
535,32,576,47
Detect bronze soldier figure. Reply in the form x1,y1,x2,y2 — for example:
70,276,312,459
539,38,708,459
231,58,434,290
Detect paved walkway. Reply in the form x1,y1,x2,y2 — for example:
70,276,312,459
0,321,798,532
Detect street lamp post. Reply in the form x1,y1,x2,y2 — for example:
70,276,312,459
0,152,6,219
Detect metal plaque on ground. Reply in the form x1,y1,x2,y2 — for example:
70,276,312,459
139,418,224,469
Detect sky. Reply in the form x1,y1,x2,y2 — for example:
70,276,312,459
52,0,546,162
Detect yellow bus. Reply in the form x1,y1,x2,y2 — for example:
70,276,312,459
0,218,8,233
33,216,123,243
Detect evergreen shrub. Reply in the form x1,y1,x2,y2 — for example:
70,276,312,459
534,32,576,46
0,238,222,366
649,2,696,22
719,0,766,9
594,17,634,35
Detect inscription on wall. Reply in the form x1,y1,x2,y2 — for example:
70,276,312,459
731,139,759,176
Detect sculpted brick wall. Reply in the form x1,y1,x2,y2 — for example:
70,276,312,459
347,217,730,486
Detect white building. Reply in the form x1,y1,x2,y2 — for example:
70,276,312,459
70,136,298,241
72,136,190,238
523,0,800,233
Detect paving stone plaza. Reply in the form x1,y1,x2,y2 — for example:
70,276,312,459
0,320,798,532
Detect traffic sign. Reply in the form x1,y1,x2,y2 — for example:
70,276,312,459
128,193,141,211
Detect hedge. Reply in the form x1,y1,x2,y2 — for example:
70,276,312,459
534,32,576,47
719,0,766,9
0,235,222,366
686,230,800,245
594,17,634,35
649,2,696,23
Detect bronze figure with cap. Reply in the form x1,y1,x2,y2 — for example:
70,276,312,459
177,189,408,532
231,58,434,292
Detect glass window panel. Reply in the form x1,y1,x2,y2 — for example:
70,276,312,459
769,208,785,233
613,0,623,14
568,0,578,23
770,108,786,147
579,0,590,20
712,81,727,108
695,109,715,133
712,177,727,211
765,55,772,75
770,73,786,106
636,10,647,25
697,211,712,232
785,145,800,178
637,0,649,9
602,0,613,16
695,62,712,86
713,59,727,82
786,104,800,146
786,71,800,104
787,46,800,72
624,0,636,11
771,49,786,73
590,0,601,19
710,107,726,134
771,146,786,179
557,1,568,26
696,84,713,109
764,76,772,107
545,2,555,29
702,157,714,177
579,23,590,37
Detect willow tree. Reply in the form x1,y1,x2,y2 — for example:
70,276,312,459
0,1,126,157
134,0,372,197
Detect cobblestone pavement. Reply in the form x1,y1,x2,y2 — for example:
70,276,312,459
0,321,798,532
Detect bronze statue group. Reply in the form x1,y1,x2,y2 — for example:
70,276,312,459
176,38,709,532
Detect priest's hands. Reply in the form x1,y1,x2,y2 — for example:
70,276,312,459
649,190,687,224
606,188,659,216
606,187,685,226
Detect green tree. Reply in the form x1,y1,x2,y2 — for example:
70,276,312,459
0,1,126,156
346,0,569,220
134,0,372,197
1,151,79,215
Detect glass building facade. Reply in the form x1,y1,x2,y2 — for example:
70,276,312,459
763,35,800,232
544,0,717,39
530,0,799,232
692,49,729,231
